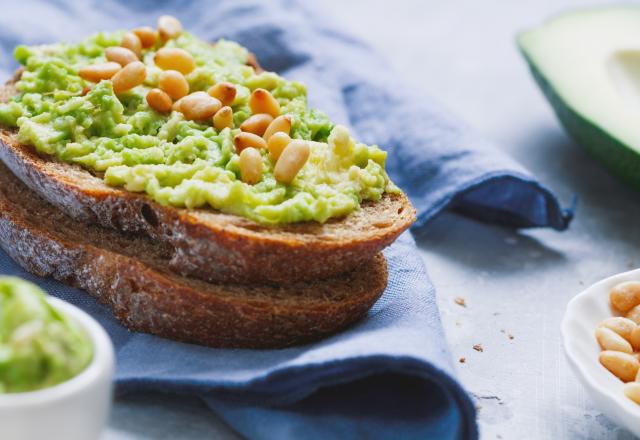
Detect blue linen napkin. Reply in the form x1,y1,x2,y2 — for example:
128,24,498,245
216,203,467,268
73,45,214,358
0,1,574,439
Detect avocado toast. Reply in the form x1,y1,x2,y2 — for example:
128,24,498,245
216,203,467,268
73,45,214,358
0,18,414,285
0,16,414,347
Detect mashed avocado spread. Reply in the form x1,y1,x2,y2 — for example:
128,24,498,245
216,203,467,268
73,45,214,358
0,277,92,393
0,28,399,224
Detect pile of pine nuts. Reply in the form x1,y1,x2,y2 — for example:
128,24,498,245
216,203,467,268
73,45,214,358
78,15,313,186
597,281,640,404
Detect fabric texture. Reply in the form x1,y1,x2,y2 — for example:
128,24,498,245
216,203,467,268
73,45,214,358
0,0,574,439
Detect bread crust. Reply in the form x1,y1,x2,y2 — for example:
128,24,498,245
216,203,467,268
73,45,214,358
0,160,387,348
0,78,415,285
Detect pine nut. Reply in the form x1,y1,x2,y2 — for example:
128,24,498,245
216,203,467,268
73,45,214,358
158,70,189,100
121,32,142,58
213,106,233,131
133,26,157,48
595,327,633,353
627,305,640,324
172,97,184,112
154,48,195,74
240,113,273,136
207,82,237,106
239,147,263,184
263,115,292,140
146,88,172,113
234,132,267,152
611,281,640,313
625,382,640,404
599,317,637,341
105,46,138,66
274,140,310,184
599,351,640,382
179,92,221,121
267,132,291,161
631,326,640,351
111,61,146,94
158,15,183,40
78,62,121,82
249,88,280,117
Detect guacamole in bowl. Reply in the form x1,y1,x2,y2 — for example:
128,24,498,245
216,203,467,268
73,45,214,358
0,277,93,393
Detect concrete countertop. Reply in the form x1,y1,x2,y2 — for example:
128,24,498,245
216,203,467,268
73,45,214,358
105,1,638,438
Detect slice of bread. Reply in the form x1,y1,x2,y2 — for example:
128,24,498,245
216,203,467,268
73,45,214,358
0,159,387,348
0,79,415,285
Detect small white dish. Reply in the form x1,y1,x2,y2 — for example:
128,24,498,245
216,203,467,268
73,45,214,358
0,297,115,440
562,268,640,436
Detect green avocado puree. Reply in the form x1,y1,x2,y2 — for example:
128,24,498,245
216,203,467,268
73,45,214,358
0,31,399,224
0,277,93,393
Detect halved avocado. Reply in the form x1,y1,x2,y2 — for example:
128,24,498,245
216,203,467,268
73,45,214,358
519,7,640,190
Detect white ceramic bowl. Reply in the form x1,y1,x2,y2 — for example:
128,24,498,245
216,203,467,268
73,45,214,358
562,268,640,436
0,297,115,440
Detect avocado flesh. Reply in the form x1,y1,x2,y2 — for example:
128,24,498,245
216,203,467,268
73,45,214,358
519,7,640,190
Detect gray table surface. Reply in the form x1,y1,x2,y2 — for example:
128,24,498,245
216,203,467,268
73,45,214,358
104,1,640,438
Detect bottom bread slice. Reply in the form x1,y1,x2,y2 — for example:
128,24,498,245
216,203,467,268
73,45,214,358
0,161,387,348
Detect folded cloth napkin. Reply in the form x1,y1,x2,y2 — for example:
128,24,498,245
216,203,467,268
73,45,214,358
0,0,574,439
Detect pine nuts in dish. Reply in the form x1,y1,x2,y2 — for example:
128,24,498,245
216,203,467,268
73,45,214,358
594,281,640,404
631,326,640,352
627,304,640,324
625,382,640,404
610,281,640,313
600,317,637,341
596,327,633,353
79,62,121,82
599,351,640,382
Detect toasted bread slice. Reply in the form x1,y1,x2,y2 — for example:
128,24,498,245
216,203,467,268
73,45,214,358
0,159,387,348
0,78,415,285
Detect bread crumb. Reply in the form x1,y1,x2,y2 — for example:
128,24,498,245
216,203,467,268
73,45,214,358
459,357,466,363
500,329,515,340
473,344,483,352
454,297,466,307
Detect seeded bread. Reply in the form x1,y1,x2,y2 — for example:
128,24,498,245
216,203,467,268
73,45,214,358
0,159,387,348
0,78,415,285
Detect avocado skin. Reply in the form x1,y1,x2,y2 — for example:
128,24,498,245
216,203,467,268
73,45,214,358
520,49,640,191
